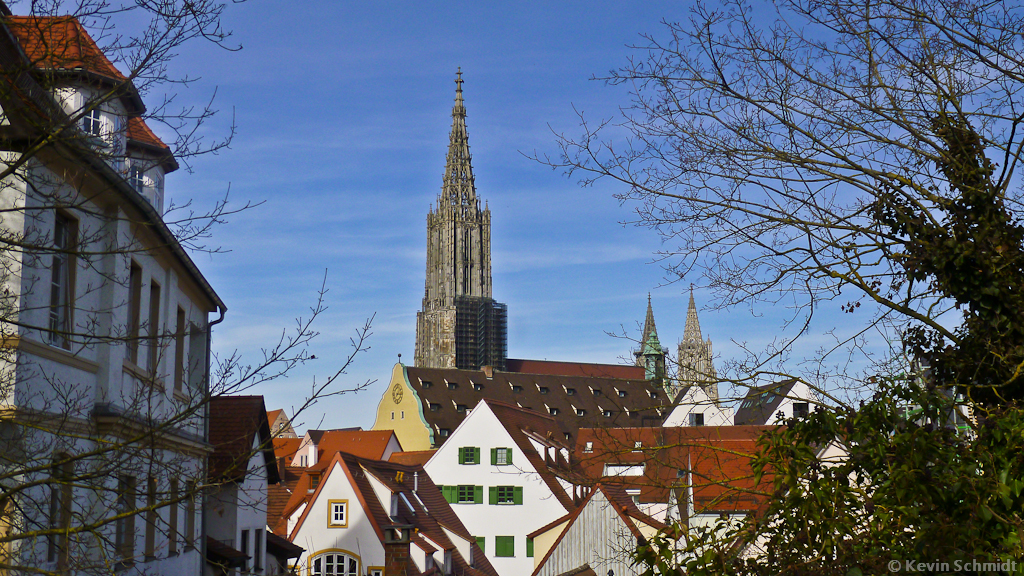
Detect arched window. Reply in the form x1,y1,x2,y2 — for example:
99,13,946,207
310,551,358,576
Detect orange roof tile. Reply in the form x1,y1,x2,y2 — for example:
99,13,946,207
311,429,397,463
573,426,774,513
388,450,436,466
7,16,125,81
126,115,168,150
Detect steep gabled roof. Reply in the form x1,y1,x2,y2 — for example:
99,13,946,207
287,451,498,576
733,379,799,425
404,365,668,445
208,395,280,485
483,400,577,511
529,484,669,576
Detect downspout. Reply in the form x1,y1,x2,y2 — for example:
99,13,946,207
201,305,226,572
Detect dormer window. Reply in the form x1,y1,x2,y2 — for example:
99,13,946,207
602,409,613,418
538,386,549,395
511,385,523,393
649,390,658,399
447,381,458,390
83,108,103,137
456,404,467,414
565,387,576,396
429,403,441,412
421,380,432,389
549,407,559,416
576,408,585,417
618,389,627,398
473,382,483,391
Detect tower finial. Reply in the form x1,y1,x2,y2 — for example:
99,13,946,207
453,68,465,118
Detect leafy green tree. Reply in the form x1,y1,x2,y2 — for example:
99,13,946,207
634,381,1024,574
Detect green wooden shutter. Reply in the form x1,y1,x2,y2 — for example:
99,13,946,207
476,536,485,554
513,486,523,505
458,447,465,464
490,448,497,465
527,537,534,557
489,486,497,505
474,485,483,504
507,448,513,466
444,485,456,503
473,447,481,464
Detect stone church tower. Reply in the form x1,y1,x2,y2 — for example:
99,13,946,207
415,71,507,370
677,290,719,403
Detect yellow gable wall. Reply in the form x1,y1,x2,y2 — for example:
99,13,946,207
371,363,433,451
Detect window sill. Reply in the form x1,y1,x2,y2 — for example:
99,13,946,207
122,359,164,391
10,336,100,374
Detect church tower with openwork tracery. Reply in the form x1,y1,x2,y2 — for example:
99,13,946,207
415,70,507,370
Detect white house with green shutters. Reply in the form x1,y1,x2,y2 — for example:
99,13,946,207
424,400,577,576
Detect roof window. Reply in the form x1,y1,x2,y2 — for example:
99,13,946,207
421,380,432,389
429,403,441,412
447,382,458,390
618,389,627,398
473,382,483,391
456,404,467,414
538,386,549,395
591,388,602,396
602,409,613,418
565,387,576,396
576,408,586,417
549,407,560,416
512,385,523,393
649,390,658,399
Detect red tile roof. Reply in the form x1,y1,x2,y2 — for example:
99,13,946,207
389,450,436,466
505,358,645,380
572,426,774,513
308,429,397,466
6,16,125,81
126,115,168,149
208,395,280,484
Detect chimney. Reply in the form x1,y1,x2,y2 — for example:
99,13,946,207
482,365,493,379
384,524,415,576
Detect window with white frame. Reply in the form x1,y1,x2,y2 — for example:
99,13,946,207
48,213,76,349
328,499,348,527
128,163,146,192
311,552,358,576
82,108,102,137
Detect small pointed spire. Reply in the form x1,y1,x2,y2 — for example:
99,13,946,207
683,287,702,343
640,293,658,348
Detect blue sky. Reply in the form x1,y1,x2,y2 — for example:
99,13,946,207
146,2,855,433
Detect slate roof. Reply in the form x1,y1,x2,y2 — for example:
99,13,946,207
733,379,799,425
572,426,773,513
286,452,498,576
404,365,669,446
208,395,279,484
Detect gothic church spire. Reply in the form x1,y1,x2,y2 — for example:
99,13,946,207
440,68,477,208
677,288,718,403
